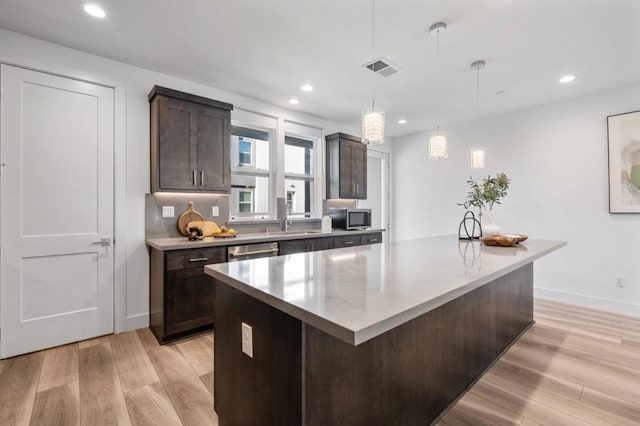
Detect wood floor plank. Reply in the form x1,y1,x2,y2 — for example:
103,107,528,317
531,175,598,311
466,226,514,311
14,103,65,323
483,367,636,425
109,332,160,393
443,390,523,425
523,323,566,346
37,343,79,392
29,382,79,426
79,343,131,426
587,322,640,342
580,386,640,423
484,358,583,400
504,337,640,406
200,372,214,397
78,335,112,350
136,328,162,353
124,381,183,426
534,315,622,343
623,337,640,348
0,351,43,426
561,333,640,371
177,334,213,377
147,346,217,426
470,380,590,425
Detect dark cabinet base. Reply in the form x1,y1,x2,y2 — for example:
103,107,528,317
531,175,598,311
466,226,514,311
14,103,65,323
149,246,225,344
214,263,534,426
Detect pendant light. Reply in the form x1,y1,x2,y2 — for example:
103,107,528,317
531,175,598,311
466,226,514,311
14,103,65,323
428,22,448,159
361,0,385,145
470,60,486,169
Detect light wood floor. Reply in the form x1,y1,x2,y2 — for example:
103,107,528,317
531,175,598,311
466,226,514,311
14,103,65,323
0,299,639,425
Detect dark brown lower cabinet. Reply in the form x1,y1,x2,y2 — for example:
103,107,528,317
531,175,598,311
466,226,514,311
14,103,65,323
279,236,336,255
333,235,361,248
149,246,226,343
214,263,534,426
149,232,382,344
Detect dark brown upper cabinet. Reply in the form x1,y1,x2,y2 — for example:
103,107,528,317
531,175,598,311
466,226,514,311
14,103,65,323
149,86,233,193
326,132,367,199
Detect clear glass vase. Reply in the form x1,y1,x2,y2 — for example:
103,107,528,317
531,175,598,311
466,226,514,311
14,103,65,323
481,210,500,237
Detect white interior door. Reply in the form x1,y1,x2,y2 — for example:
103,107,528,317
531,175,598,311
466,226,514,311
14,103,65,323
0,65,114,358
358,150,389,238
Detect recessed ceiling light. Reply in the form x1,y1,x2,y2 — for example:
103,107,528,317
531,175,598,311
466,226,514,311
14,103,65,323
288,98,299,105
300,84,314,92
559,74,577,84
83,3,106,18
398,119,407,124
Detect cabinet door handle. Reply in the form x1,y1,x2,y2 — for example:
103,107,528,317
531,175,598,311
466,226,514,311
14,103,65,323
200,171,204,186
369,238,378,243
356,183,359,194
189,257,209,262
344,241,354,245
192,170,196,186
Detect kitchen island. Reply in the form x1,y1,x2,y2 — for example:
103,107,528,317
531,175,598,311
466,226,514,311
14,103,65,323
204,235,566,425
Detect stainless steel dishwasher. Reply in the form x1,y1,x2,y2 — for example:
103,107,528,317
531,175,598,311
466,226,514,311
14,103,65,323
227,242,279,262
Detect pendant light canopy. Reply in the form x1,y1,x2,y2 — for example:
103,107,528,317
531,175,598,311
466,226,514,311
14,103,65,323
361,0,385,145
470,60,486,169
429,127,448,159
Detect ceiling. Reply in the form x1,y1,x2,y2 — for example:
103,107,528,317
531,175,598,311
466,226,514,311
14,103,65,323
1,0,639,138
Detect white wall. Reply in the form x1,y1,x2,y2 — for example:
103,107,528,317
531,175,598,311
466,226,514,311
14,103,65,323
392,83,640,316
0,28,359,331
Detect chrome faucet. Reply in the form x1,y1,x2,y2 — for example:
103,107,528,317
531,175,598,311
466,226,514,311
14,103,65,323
283,218,293,232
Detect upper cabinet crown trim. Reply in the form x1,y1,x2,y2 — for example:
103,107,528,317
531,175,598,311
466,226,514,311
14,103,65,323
325,132,361,143
148,85,234,111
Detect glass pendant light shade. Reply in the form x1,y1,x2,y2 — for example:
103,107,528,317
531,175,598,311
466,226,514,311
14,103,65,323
428,132,448,159
362,109,385,145
470,147,486,169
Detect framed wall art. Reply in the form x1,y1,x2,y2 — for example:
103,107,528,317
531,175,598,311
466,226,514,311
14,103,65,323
608,110,640,213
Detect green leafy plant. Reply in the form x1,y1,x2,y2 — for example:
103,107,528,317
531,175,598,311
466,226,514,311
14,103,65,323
459,173,510,212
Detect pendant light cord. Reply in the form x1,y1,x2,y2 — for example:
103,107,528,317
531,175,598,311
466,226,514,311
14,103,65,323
476,65,480,119
371,0,376,111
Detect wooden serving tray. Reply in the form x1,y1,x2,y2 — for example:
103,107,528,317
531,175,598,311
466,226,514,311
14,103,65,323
213,232,238,238
480,234,528,247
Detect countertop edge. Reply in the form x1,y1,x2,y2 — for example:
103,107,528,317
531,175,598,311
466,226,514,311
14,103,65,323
352,240,568,345
146,229,386,251
206,240,567,346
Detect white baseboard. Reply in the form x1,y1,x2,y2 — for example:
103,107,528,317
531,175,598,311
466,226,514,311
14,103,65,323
125,313,149,332
535,287,640,319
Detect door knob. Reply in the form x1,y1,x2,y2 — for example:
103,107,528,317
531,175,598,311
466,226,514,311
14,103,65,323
91,238,111,247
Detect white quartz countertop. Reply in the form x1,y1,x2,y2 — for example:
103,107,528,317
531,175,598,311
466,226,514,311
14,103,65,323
205,235,566,346
146,229,385,251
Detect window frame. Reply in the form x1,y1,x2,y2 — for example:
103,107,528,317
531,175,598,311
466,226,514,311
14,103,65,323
230,120,276,221
283,132,320,218
237,137,255,168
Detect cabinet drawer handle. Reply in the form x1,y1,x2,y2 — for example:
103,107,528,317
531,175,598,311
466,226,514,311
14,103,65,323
369,239,378,242
189,257,209,262
192,170,196,186
200,171,204,186
344,241,354,245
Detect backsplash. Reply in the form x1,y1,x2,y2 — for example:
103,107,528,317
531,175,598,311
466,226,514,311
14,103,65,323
146,194,321,238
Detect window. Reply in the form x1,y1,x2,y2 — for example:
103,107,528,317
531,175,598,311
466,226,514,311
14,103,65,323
231,125,273,219
238,139,253,167
284,135,315,217
238,190,253,213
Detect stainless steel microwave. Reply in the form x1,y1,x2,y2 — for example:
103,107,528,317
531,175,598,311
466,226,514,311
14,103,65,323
329,208,372,230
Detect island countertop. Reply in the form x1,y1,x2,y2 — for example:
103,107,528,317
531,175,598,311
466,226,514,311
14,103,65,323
205,235,566,345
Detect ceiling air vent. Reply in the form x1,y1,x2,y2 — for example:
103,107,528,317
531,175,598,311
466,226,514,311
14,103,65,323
363,58,401,77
